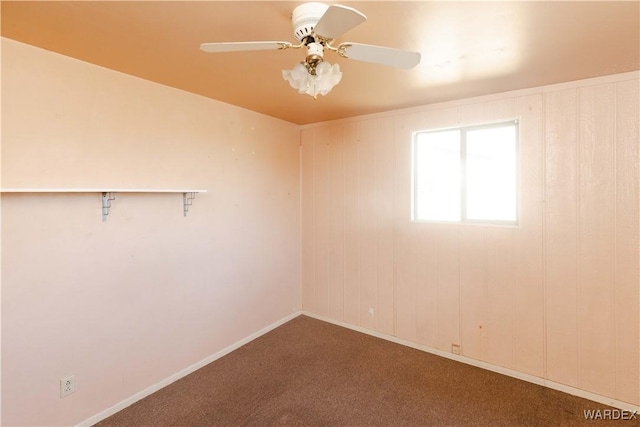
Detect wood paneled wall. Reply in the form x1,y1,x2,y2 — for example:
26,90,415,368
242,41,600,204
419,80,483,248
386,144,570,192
300,73,639,405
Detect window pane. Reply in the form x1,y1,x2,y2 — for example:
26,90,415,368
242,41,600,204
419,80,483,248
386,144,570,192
414,130,461,221
465,125,517,222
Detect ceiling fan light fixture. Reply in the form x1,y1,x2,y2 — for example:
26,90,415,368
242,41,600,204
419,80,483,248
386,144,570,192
282,61,342,99
203,3,420,99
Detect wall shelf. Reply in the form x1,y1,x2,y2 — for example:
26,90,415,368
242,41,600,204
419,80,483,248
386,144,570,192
0,189,207,221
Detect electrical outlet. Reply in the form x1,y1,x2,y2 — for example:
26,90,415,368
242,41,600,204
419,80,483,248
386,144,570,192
60,375,75,398
451,344,461,355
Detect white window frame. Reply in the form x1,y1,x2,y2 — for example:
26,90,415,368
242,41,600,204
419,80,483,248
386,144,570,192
411,120,520,226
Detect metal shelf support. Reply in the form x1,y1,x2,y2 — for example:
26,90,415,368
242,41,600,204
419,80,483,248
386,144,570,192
183,192,197,217
102,192,116,222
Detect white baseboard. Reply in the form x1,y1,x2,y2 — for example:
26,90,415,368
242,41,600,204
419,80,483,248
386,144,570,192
78,311,302,427
301,311,640,413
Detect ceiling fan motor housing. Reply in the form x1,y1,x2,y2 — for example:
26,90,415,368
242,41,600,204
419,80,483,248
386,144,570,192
292,2,329,41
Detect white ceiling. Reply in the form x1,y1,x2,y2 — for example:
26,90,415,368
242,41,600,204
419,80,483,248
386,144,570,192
2,1,639,124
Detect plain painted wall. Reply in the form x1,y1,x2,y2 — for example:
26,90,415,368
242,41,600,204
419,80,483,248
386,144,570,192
300,72,640,407
1,38,301,426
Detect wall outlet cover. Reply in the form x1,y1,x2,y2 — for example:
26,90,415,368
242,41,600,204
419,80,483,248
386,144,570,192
60,375,76,398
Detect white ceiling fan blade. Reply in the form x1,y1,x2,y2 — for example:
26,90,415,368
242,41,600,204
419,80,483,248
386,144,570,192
313,5,366,40
200,41,289,53
339,43,421,69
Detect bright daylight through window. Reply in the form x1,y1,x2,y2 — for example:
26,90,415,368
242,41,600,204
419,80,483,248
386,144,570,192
412,121,518,225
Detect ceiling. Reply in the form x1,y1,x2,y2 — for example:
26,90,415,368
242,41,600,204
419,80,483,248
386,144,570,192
2,1,639,125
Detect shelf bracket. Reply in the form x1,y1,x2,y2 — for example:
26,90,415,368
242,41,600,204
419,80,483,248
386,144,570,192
102,192,116,222
183,192,197,217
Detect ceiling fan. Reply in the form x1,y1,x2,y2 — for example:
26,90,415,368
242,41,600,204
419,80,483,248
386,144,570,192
200,2,421,99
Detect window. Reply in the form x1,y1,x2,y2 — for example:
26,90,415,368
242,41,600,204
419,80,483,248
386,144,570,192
412,120,518,225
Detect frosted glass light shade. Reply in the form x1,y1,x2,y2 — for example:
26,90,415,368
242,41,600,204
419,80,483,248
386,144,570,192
282,63,310,93
282,62,342,98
